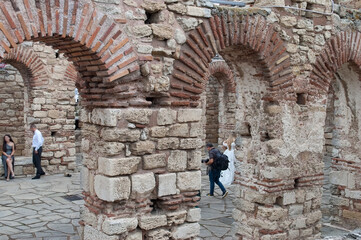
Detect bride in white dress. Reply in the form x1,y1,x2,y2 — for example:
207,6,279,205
219,133,236,186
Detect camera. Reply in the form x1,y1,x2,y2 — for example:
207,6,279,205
201,159,209,163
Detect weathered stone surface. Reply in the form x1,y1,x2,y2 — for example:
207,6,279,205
131,172,156,198
84,225,118,240
157,137,179,150
168,3,187,14
179,138,203,149
147,228,171,240
168,150,187,172
177,17,199,31
141,1,166,12
151,24,174,40
342,209,361,221
188,150,201,170
139,215,167,230
186,208,201,222
98,157,140,176
167,210,187,226
94,175,131,202
101,142,125,156
174,29,186,44
131,25,152,37
150,126,168,137
91,109,120,127
126,230,143,240
101,129,140,142
186,6,211,18
167,124,189,137
124,109,153,124
171,223,200,239
143,153,167,169
131,141,155,155
102,217,138,235
177,109,202,122
177,171,201,191
157,108,177,125
158,173,177,197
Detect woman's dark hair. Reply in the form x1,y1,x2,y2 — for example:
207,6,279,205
3,134,15,152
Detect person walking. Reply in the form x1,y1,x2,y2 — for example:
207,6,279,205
30,124,45,179
2,134,15,181
219,133,237,186
204,143,228,198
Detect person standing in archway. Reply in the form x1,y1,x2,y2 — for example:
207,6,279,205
30,124,45,179
205,143,228,198
219,133,237,186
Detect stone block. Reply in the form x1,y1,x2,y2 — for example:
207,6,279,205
141,1,166,12
94,175,131,202
158,173,177,197
147,228,171,239
81,207,97,226
260,167,291,180
167,124,189,137
157,138,179,150
124,109,153,124
126,230,143,240
187,208,201,222
91,109,120,127
289,204,304,217
131,25,152,37
174,28,186,44
130,141,155,155
282,192,296,205
168,3,187,14
187,6,211,18
179,138,203,149
166,210,187,226
80,167,89,191
189,123,202,137
83,225,118,240
177,171,201,191
342,209,361,221
131,172,156,198
139,215,167,230
257,206,287,221
143,153,167,169
151,24,173,40
188,150,201,170
330,196,349,206
150,126,168,137
168,150,187,172
101,142,125,156
102,217,138,235
171,223,200,239
306,210,322,225
291,217,306,229
98,157,140,176
345,189,361,199
157,108,177,125
101,129,140,142
177,109,202,122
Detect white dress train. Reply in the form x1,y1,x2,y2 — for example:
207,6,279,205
219,141,236,187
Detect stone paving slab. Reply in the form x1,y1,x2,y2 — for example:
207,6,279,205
0,174,82,239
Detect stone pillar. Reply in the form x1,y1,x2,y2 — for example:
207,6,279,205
80,107,202,239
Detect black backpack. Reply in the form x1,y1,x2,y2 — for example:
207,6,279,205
213,150,229,171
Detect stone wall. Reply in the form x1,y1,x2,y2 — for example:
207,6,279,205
0,0,361,239
0,65,27,156
80,107,202,239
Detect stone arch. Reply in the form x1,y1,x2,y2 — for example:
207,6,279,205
206,60,235,93
309,31,361,95
0,0,140,106
168,12,293,107
1,45,50,88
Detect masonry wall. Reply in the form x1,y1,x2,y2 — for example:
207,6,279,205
0,65,27,156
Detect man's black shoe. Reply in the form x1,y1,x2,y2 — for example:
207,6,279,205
40,172,45,176
32,176,40,179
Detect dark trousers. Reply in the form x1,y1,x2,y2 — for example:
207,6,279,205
33,147,44,176
209,169,226,195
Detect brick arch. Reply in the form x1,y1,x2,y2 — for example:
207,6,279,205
309,31,361,94
206,60,235,93
169,12,292,107
1,45,49,88
64,63,81,84
0,0,139,106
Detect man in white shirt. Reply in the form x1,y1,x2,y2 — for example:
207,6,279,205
30,124,45,179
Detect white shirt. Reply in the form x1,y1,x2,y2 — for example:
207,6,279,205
32,129,44,151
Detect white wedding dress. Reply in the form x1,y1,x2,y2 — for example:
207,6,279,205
219,141,236,186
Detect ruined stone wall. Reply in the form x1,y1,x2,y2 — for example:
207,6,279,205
0,65,27,156
80,107,202,239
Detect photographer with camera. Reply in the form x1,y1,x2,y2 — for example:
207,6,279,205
203,143,228,198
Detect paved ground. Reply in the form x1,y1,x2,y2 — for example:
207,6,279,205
0,173,82,240
0,172,354,240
